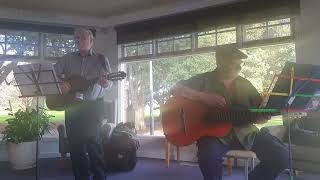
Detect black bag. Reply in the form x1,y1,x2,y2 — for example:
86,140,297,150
285,112,320,147
103,122,140,172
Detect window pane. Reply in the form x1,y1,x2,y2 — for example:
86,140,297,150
241,43,296,93
45,34,60,46
217,27,236,32
6,32,24,43
24,32,39,45
45,47,60,57
44,33,75,57
0,33,5,42
0,43,4,54
59,47,75,56
269,18,290,26
23,45,39,56
245,22,267,29
245,28,267,41
174,37,191,51
198,33,216,48
124,46,138,57
138,43,152,56
243,18,291,41
158,40,173,53
59,35,75,47
122,53,215,135
268,24,291,38
217,31,236,45
123,61,150,135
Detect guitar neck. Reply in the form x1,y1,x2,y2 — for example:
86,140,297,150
209,111,273,125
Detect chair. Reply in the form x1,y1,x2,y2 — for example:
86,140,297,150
225,150,256,180
164,139,256,180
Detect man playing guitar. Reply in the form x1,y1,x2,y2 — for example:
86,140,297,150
54,28,111,180
170,46,289,180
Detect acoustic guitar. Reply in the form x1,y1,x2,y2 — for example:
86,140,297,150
46,71,126,111
161,96,276,146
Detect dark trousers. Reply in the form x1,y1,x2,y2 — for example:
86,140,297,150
65,100,106,180
197,130,289,180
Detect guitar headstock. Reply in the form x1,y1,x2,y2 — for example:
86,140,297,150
107,71,127,81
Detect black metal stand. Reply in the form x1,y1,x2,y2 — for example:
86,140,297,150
285,103,295,180
13,63,61,180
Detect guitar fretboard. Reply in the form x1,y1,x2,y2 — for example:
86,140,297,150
208,111,272,125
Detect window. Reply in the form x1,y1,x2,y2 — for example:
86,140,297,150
217,26,237,45
0,63,65,135
121,43,296,135
243,18,291,41
122,53,216,135
0,29,76,135
119,17,296,135
123,41,152,57
197,26,237,48
44,33,76,58
198,30,216,48
0,31,40,56
157,35,192,53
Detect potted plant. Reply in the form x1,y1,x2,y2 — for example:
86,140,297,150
2,108,51,170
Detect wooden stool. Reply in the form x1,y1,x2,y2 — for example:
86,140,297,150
226,150,257,180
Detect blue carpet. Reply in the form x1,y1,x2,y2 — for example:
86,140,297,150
0,158,318,180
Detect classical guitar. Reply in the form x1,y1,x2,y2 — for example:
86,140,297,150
46,71,126,110
161,96,277,146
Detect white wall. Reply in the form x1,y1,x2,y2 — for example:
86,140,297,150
93,28,120,102
295,0,320,65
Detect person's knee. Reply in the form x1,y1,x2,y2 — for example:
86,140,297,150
276,146,289,170
254,132,289,170
264,145,289,170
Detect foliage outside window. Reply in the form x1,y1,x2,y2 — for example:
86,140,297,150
44,33,76,58
120,17,295,136
243,18,291,41
216,26,237,45
158,35,192,53
122,43,295,135
122,18,292,59
198,30,216,48
123,41,152,57
0,31,40,56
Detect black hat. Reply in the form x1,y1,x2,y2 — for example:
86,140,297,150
215,46,248,60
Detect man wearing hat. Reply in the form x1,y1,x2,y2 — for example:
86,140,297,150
171,45,289,180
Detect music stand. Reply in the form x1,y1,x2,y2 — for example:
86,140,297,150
264,62,320,180
13,62,61,180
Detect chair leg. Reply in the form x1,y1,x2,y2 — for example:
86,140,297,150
176,145,180,162
165,140,170,168
251,158,255,171
227,157,233,176
244,159,249,180
234,157,238,167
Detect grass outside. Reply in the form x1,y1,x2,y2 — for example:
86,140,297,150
0,111,283,129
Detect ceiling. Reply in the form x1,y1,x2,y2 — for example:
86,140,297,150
0,0,183,18
0,0,237,27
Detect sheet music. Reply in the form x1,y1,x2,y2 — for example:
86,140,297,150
13,63,62,97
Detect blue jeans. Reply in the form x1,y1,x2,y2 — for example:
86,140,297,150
197,130,289,180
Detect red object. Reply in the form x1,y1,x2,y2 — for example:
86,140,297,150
161,96,232,146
